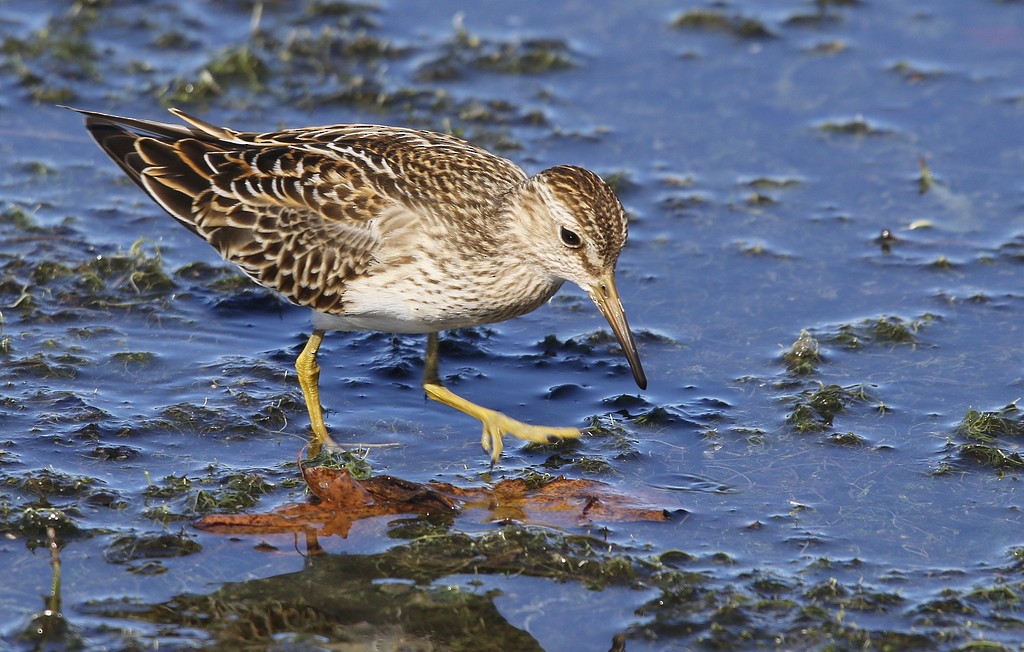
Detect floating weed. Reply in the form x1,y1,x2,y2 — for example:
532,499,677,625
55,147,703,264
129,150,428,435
947,402,1024,471
816,115,892,136
957,403,1024,443
153,29,197,51
671,9,775,39
143,474,193,500
193,487,258,514
224,472,275,498
918,156,935,195
659,174,695,188
516,469,557,490
417,18,575,81
455,97,543,127
30,262,74,284
583,415,640,456
159,44,268,106
474,38,575,74
913,591,978,618
743,176,802,190
159,69,222,106
148,403,221,434
745,192,777,205
826,432,867,447
958,444,1024,471
929,255,958,270
18,161,55,177
302,448,373,480
889,60,946,83
785,383,870,433
522,434,582,459
8,352,80,379
303,0,380,23
109,351,158,372
828,314,933,349
176,261,254,294
601,170,635,195
735,239,790,259
0,204,43,233
0,10,99,102
141,504,189,525
841,588,905,612
660,193,709,215
18,469,97,498
75,239,175,298
142,469,281,520
872,316,919,343
805,39,848,55
805,577,846,602
733,426,767,445
966,584,1019,606
633,406,679,427
565,456,617,476
9,506,86,543
205,44,268,88
782,329,821,375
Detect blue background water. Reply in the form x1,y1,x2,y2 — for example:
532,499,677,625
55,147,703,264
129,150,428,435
2,0,1024,648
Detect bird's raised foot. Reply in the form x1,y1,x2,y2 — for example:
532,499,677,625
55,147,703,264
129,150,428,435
423,382,580,464
478,410,582,465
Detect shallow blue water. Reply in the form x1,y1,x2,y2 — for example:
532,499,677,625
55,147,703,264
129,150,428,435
3,0,1024,648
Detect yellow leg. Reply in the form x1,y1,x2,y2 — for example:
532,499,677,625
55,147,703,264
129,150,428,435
422,332,581,464
295,329,338,452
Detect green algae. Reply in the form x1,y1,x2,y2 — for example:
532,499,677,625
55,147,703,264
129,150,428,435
785,383,871,433
671,9,775,39
946,403,1024,471
0,1,1022,650
816,115,894,136
957,404,1024,443
783,329,821,375
418,19,576,81
827,315,934,349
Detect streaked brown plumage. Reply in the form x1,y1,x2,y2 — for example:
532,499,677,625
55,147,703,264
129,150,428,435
70,107,646,463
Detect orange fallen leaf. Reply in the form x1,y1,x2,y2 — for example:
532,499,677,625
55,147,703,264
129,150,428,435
196,467,672,538
433,477,672,527
197,468,457,538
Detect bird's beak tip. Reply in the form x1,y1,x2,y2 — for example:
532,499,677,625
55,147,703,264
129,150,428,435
589,275,647,392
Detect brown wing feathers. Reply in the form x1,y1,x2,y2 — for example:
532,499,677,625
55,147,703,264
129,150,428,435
73,108,381,314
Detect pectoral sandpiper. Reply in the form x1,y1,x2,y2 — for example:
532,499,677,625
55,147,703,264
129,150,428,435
70,107,646,463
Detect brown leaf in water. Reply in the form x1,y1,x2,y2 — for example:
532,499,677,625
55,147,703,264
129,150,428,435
433,476,673,526
197,468,457,538
196,468,670,538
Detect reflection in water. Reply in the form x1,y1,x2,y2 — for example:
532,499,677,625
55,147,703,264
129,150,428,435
82,529,622,651
12,526,83,651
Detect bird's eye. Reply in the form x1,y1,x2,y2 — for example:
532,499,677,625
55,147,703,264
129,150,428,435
559,226,582,248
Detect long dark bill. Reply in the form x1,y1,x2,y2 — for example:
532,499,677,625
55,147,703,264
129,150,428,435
588,273,647,390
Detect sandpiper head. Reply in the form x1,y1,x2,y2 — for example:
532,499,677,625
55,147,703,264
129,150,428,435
513,165,647,390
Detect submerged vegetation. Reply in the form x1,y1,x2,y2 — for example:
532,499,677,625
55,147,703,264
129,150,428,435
948,402,1024,471
3,0,1024,649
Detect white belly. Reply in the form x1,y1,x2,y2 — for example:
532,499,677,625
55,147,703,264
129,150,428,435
311,266,564,334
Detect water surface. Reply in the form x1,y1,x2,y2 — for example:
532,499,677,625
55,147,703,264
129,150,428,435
2,0,1024,649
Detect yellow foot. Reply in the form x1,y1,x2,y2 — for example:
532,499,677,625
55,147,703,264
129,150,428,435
424,383,581,463
306,430,343,458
